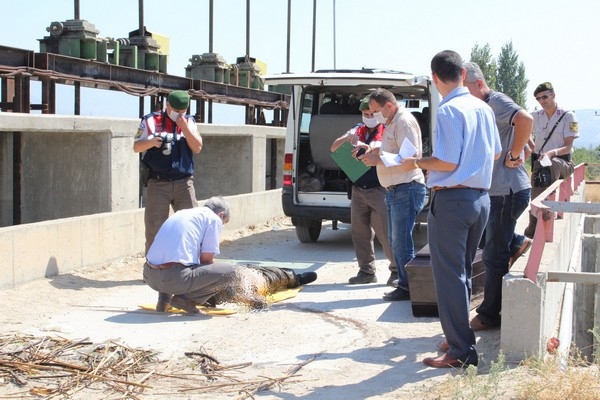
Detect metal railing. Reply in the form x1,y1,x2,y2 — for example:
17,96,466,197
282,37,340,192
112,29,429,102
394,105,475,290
523,163,587,282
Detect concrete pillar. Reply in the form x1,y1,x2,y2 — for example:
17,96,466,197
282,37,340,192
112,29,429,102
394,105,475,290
584,215,600,235
501,274,546,361
574,233,600,361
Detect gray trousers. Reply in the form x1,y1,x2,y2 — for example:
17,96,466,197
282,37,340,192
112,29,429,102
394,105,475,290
144,177,197,254
143,262,237,305
427,188,489,364
143,263,298,305
350,186,397,274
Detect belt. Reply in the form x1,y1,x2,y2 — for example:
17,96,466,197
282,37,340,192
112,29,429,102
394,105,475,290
149,173,191,182
432,185,487,192
146,261,183,270
386,180,423,191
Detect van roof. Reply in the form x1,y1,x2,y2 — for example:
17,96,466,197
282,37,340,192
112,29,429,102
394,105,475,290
264,69,428,88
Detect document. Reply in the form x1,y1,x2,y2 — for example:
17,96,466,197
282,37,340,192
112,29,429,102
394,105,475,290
330,141,370,182
380,138,418,167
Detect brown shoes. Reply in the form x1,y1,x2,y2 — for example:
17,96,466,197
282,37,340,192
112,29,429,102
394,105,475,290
508,237,533,268
470,315,497,331
171,295,201,314
423,353,476,368
437,339,449,352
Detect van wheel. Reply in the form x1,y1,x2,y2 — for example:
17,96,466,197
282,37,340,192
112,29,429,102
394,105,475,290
295,220,322,243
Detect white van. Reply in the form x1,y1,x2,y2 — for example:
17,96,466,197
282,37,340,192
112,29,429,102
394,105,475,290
265,69,439,242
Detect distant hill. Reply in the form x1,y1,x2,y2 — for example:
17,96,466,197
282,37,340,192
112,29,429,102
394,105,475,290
574,109,600,149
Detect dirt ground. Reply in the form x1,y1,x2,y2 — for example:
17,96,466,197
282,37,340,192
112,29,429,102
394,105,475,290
0,216,513,399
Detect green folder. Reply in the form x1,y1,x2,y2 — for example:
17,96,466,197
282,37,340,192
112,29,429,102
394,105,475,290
330,141,370,182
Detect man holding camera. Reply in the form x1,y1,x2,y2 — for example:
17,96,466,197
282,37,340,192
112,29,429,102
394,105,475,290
133,90,204,254
524,82,578,238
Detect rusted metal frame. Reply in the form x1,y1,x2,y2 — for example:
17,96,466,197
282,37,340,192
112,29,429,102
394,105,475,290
40,77,55,114
33,52,287,106
13,132,22,225
0,45,35,68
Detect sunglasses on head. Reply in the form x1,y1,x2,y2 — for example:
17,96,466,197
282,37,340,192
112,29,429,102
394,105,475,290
535,92,553,101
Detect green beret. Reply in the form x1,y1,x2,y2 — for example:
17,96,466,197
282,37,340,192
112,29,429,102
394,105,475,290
359,96,371,111
534,82,553,96
167,90,190,110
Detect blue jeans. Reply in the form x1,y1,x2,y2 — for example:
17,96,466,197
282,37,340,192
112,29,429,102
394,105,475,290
476,188,531,326
385,181,426,290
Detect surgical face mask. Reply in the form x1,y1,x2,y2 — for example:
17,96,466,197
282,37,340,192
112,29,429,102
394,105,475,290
373,111,387,124
362,115,378,128
169,110,183,122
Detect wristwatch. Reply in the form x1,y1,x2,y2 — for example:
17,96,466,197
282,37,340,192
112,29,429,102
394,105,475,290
508,152,519,161
413,158,420,169
554,149,559,157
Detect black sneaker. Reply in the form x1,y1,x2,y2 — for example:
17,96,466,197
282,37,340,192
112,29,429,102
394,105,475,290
383,288,410,301
296,272,317,286
156,292,172,312
348,271,377,284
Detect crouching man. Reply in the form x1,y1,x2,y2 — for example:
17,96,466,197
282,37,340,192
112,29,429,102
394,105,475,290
143,196,317,313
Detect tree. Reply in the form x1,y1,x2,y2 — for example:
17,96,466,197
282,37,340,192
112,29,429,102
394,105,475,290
469,41,529,109
496,41,528,108
470,43,497,90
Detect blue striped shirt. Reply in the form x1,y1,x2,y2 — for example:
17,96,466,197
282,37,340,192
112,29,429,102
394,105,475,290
427,87,501,189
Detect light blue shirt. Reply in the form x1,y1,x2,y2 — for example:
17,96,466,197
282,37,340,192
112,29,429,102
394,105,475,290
427,87,501,189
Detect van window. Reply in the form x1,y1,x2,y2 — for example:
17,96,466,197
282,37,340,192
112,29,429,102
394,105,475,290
299,93,314,134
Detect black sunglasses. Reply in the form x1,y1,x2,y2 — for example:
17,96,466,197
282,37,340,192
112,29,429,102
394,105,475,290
535,92,553,101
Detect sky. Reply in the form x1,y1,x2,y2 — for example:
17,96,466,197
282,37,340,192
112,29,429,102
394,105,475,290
1,0,600,125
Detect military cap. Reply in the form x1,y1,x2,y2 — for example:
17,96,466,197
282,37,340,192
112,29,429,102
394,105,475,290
534,82,553,96
359,96,371,111
167,90,190,110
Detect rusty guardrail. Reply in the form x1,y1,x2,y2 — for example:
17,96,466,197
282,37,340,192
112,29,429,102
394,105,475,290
523,163,587,282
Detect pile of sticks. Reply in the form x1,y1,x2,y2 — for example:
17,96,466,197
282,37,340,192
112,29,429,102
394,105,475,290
0,334,316,399
0,334,159,398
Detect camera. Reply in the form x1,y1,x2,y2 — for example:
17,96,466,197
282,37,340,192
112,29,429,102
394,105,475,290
533,167,552,187
161,135,174,155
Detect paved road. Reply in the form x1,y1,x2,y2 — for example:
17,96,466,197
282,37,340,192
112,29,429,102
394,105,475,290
1,218,502,399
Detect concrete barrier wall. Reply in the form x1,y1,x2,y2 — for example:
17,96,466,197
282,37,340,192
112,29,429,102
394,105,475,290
0,113,285,226
501,186,585,361
0,189,284,289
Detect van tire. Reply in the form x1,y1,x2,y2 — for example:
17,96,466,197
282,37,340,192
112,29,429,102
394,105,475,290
295,220,322,243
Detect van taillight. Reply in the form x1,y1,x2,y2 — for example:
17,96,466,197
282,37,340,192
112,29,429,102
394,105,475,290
283,153,293,186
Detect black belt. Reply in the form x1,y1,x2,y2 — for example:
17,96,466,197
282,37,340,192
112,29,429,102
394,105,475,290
386,181,421,191
432,185,487,192
149,172,191,182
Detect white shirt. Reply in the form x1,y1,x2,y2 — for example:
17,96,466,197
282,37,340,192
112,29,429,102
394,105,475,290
146,207,222,266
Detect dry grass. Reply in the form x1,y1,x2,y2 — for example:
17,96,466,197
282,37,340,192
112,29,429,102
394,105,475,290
585,182,600,203
516,353,600,400
413,348,600,400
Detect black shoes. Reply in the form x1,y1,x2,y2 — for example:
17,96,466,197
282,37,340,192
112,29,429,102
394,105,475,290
296,271,318,286
387,272,398,286
156,292,172,312
383,288,410,301
171,295,200,314
349,271,377,284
